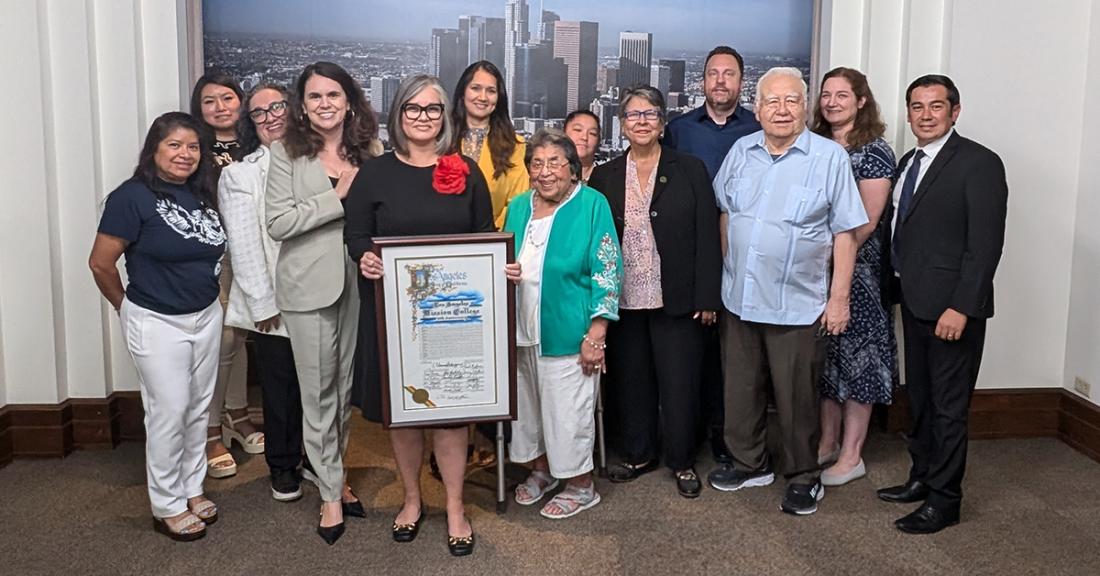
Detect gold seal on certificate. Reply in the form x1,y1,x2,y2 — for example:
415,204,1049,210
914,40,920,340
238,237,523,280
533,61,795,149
373,233,518,428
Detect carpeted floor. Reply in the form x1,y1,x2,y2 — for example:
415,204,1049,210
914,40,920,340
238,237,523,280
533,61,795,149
3,417,1100,576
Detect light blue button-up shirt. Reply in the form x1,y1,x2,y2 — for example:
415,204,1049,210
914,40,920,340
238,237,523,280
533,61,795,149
713,129,867,325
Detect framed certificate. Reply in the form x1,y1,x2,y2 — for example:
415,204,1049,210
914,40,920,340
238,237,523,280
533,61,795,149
372,233,517,428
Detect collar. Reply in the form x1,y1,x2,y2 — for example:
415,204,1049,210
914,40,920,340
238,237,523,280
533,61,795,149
916,128,954,162
695,104,746,125
747,128,811,157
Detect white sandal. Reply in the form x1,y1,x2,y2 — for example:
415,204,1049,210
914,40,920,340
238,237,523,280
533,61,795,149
540,484,601,519
222,412,264,455
515,470,559,506
206,433,237,479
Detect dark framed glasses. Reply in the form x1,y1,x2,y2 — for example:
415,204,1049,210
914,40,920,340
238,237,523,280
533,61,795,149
248,100,288,123
402,103,445,121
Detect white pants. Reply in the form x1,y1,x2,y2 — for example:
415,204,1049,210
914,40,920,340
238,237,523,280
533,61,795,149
120,297,222,518
510,347,597,478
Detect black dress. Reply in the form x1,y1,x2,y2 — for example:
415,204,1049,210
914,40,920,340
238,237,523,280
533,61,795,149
344,152,495,422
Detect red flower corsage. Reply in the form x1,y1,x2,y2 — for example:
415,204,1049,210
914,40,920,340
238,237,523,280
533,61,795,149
432,153,469,195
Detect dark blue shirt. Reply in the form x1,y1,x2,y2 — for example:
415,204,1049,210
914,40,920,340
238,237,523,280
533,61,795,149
663,105,762,180
99,179,226,315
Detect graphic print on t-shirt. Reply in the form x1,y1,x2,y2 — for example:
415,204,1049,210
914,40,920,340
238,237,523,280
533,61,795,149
155,198,227,246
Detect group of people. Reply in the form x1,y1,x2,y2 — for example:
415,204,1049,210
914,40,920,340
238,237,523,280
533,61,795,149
88,42,1008,553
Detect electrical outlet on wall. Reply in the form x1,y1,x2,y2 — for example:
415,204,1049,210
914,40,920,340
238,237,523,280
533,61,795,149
1074,377,1091,398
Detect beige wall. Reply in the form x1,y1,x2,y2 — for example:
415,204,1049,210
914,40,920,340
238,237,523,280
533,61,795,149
1,0,1097,406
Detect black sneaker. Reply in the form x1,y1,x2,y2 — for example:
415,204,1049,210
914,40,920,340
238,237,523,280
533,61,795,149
707,463,775,492
780,481,824,515
271,468,303,502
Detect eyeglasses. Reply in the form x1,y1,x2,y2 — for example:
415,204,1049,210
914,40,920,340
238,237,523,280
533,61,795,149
402,103,445,121
529,158,568,173
248,100,288,123
623,109,661,122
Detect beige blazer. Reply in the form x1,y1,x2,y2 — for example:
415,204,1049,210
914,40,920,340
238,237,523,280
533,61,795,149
264,140,351,312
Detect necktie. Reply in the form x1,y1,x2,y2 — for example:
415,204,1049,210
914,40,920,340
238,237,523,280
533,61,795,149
891,149,926,273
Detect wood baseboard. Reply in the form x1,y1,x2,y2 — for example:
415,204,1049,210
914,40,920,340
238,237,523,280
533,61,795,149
1,387,1098,467
0,392,144,462
885,387,1100,463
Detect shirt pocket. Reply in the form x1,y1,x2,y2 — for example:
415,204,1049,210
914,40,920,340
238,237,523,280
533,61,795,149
724,177,753,213
782,185,828,227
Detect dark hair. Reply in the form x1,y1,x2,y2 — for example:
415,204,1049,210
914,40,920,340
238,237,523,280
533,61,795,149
236,83,290,158
525,128,583,183
564,110,601,137
704,46,745,76
283,62,380,165
132,112,217,209
811,67,886,150
189,70,245,143
619,85,667,122
451,61,519,180
905,74,960,108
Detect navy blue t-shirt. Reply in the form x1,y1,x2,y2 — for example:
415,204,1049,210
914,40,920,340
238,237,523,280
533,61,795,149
98,179,226,315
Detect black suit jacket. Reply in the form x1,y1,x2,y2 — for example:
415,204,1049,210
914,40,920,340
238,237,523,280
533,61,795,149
588,146,722,316
894,131,1008,321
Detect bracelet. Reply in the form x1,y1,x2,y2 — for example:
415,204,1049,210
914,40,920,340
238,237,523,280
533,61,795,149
582,334,606,350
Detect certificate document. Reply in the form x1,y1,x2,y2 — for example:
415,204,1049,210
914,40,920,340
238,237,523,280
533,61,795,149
373,233,516,427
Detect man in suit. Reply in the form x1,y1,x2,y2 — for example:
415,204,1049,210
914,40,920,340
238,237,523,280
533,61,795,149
663,46,761,463
878,74,1008,534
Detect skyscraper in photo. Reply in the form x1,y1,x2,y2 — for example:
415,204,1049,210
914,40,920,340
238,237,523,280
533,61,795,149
512,43,566,119
618,31,652,91
504,0,530,114
597,64,618,94
651,64,670,97
430,28,462,94
659,58,686,92
553,21,598,112
461,15,507,72
540,10,560,45
370,76,400,118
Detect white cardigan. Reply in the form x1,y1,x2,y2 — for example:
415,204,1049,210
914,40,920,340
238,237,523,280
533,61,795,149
217,146,288,337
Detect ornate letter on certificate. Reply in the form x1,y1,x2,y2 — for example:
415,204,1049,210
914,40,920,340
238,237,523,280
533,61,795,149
373,233,516,427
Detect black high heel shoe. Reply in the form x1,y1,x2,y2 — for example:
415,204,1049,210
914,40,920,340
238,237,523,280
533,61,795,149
342,485,366,518
317,509,346,545
392,503,424,543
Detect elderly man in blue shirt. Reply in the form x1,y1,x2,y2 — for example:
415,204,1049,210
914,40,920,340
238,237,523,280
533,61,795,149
707,67,867,516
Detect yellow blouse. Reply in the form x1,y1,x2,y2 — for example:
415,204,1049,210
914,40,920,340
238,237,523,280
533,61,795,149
474,134,529,230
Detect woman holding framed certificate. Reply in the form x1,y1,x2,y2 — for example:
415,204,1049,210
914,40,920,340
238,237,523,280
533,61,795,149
346,74,520,556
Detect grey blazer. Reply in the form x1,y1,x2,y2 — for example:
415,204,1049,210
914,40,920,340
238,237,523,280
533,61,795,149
264,140,351,312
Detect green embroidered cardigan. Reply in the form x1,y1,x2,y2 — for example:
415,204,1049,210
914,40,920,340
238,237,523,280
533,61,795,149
503,184,623,357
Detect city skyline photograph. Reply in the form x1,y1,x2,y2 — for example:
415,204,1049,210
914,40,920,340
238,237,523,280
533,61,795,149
202,0,815,151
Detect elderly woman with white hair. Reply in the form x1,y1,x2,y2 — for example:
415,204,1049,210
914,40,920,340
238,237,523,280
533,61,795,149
501,128,622,520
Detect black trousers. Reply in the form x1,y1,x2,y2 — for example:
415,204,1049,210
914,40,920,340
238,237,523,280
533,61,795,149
901,303,986,511
607,308,704,471
253,332,303,474
699,324,725,440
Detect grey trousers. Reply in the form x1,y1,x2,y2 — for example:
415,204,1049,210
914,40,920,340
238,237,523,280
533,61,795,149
721,311,824,485
282,262,359,502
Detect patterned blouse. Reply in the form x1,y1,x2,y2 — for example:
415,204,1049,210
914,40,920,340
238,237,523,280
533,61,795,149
461,128,488,162
620,154,663,309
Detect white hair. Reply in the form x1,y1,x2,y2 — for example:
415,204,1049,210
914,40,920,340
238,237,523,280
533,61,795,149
755,67,808,105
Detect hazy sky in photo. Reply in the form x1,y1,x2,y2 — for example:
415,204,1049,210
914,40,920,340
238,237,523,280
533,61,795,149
202,0,814,55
